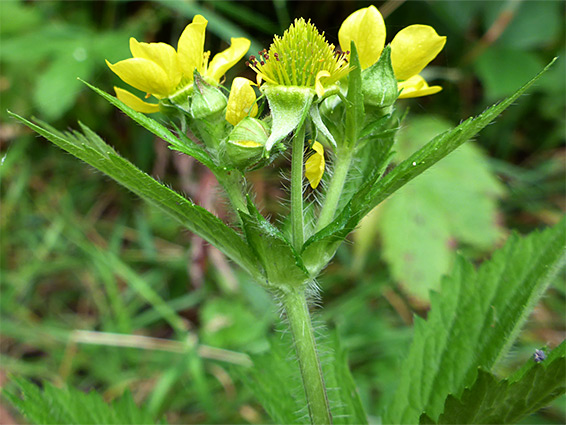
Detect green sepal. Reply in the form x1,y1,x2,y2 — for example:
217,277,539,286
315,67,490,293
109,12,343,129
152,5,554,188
361,45,398,113
190,71,229,153
309,104,337,148
191,71,227,119
262,84,314,151
345,42,364,149
239,198,309,289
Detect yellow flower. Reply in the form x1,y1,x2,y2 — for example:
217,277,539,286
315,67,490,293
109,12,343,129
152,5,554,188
305,141,325,189
106,15,251,113
226,77,258,126
338,5,446,98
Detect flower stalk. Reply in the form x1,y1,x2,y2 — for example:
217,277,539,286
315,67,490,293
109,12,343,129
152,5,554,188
291,123,306,250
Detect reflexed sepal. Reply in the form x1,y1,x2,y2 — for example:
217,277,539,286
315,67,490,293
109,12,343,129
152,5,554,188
362,46,398,112
310,105,337,148
220,117,269,171
262,84,314,151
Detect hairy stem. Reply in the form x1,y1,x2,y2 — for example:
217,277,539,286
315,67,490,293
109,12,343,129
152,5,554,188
280,287,332,424
291,124,306,250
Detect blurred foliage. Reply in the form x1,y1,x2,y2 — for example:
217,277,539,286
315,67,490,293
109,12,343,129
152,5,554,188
1,0,564,424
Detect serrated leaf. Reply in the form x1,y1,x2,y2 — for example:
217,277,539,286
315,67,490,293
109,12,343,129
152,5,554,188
356,59,555,218
240,202,309,288
420,342,566,424
384,220,566,424
82,80,217,171
9,112,262,281
377,116,505,300
236,335,307,424
3,377,165,424
322,332,369,425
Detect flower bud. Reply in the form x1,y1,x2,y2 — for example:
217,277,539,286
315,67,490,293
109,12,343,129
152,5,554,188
220,117,269,171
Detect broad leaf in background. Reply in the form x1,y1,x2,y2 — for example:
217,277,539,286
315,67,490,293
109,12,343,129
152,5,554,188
376,116,504,300
9,113,262,281
421,341,566,424
0,1,140,120
383,219,566,423
3,378,165,424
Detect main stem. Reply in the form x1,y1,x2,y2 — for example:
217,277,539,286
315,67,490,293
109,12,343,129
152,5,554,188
316,146,353,231
281,287,332,424
291,124,306,250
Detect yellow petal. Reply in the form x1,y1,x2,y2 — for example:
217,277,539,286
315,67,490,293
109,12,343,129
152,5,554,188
391,25,446,81
114,87,160,113
315,70,331,98
207,37,251,83
177,15,208,78
397,74,442,99
305,141,325,189
338,5,386,70
106,58,171,97
129,38,182,91
226,77,258,126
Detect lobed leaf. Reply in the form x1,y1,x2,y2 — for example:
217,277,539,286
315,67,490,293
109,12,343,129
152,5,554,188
9,112,262,281
383,219,566,423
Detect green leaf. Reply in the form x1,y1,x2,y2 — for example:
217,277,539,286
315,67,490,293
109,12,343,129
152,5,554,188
240,201,309,288
354,59,556,219
383,219,566,424
82,80,217,171
420,342,566,424
377,116,505,300
237,335,307,424
322,332,369,425
302,203,353,277
3,377,165,424
9,113,262,281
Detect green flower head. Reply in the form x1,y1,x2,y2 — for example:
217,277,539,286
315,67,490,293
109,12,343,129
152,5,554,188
247,18,350,97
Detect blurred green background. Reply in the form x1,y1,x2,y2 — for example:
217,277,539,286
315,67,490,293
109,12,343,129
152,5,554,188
1,0,564,423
